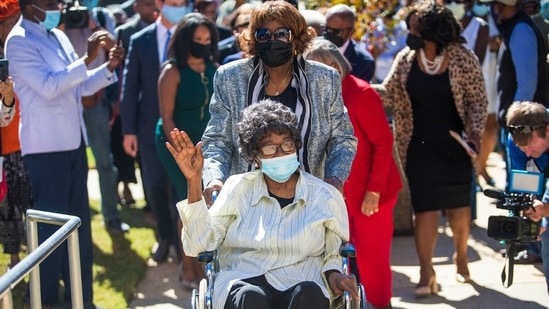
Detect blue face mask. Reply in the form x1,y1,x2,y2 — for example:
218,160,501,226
79,0,98,9
162,4,192,24
541,1,549,20
260,153,300,183
472,3,491,17
33,5,61,31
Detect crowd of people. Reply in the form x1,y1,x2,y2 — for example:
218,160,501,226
1,0,549,308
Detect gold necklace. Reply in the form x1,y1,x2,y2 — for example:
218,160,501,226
268,69,292,96
199,71,209,120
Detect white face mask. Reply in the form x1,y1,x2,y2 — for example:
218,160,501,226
446,2,466,20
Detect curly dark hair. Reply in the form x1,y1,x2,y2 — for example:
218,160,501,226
405,1,465,54
168,12,219,68
237,99,302,163
238,0,316,56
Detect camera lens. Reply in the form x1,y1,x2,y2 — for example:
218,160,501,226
500,221,517,234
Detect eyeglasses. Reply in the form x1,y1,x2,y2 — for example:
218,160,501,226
255,28,292,43
258,140,296,156
323,25,353,37
508,124,546,136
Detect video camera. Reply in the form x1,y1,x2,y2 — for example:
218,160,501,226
484,170,543,243
63,0,89,29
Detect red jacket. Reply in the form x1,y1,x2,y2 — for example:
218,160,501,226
342,74,402,217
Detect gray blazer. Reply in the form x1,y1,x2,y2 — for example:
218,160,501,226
202,57,357,185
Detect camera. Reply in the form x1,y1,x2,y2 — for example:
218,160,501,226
63,0,89,29
484,170,543,243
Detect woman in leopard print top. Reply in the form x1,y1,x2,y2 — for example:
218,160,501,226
373,1,487,297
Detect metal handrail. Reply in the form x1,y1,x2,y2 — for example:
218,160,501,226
0,209,83,309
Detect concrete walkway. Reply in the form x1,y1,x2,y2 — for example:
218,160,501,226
88,153,549,308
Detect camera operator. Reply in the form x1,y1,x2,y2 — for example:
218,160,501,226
506,102,549,263
4,0,124,306
506,101,549,293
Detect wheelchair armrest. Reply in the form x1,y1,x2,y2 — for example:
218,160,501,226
197,251,216,263
339,242,356,258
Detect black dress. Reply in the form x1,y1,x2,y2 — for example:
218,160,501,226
405,60,472,213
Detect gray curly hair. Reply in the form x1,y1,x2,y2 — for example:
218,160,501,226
237,99,302,162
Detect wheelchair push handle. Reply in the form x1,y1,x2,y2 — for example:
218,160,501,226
339,242,356,258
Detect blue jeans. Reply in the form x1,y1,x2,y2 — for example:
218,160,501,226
83,100,119,222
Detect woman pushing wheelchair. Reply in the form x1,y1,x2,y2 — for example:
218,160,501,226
166,99,358,309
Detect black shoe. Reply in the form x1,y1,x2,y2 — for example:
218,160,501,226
105,218,130,233
152,240,170,262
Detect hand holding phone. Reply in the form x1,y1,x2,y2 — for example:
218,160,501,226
0,59,9,82
115,29,122,47
449,130,477,159
106,31,125,72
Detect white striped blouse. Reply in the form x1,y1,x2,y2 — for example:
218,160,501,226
176,170,350,309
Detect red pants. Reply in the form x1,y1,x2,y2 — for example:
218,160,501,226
348,195,396,307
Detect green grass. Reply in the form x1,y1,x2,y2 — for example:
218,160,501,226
87,146,96,169
0,195,156,308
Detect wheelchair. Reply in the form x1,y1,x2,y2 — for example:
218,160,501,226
190,242,367,309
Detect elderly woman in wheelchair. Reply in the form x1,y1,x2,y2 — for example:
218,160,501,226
166,99,360,309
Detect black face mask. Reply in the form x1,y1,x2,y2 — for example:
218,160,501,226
323,31,345,48
190,42,211,59
257,40,293,67
406,34,425,50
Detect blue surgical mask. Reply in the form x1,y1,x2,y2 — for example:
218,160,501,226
82,0,98,9
260,153,300,183
33,5,61,31
445,2,466,20
162,4,192,24
540,1,549,20
472,3,491,17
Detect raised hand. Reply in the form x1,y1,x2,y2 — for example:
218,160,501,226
166,128,204,181
107,43,125,72
85,29,110,64
0,77,15,106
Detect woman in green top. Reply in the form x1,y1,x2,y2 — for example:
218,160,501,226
155,12,219,289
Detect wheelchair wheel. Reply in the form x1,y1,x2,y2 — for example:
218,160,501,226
355,283,367,309
191,287,199,309
343,283,367,309
198,278,208,309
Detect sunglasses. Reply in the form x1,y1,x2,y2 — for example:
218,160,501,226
508,124,546,136
255,28,292,43
323,25,353,37
258,140,296,156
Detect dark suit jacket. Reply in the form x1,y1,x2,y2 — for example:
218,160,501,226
216,25,233,41
120,23,161,146
344,39,375,83
114,15,146,54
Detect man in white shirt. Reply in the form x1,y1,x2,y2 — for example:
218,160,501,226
5,0,123,307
